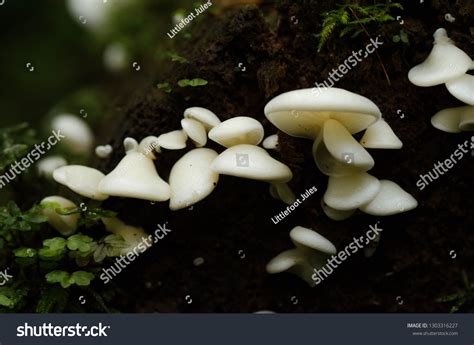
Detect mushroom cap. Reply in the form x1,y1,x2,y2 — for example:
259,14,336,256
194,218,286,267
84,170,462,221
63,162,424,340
459,106,474,131
266,248,317,287
446,74,474,105
321,199,355,221
208,116,264,148
184,107,221,131
138,136,160,159
169,148,219,210
95,145,113,159
211,144,293,183
324,172,381,211
181,118,207,147
157,130,188,150
98,151,171,202
51,114,94,154
359,180,418,216
430,106,464,133
40,196,79,236
53,165,108,200
408,28,472,87
37,156,67,179
264,88,381,138
265,248,307,274
262,134,279,150
313,119,374,176
360,119,403,149
289,226,337,255
273,183,296,205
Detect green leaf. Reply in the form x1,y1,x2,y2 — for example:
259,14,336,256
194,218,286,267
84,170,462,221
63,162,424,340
13,247,37,258
178,78,208,87
71,271,94,286
46,271,72,288
157,82,172,93
43,237,67,251
67,234,93,253
392,35,400,43
0,294,14,308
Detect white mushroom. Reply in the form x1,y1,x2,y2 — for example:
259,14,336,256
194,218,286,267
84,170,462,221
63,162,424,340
169,148,219,210
321,199,355,221
271,183,296,205
37,156,67,179
103,42,128,72
211,144,292,183
266,226,336,287
360,119,403,149
266,249,316,286
181,118,207,147
323,172,381,211
95,145,113,159
40,196,80,236
51,114,93,155
53,165,108,201
157,130,188,150
183,107,221,131
264,88,381,139
262,134,279,150
101,217,151,256
431,106,474,133
359,180,418,216
313,119,374,176
445,74,474,105
208,116,264,148
138,136,160,159
98,138,170,202
408,28,472,87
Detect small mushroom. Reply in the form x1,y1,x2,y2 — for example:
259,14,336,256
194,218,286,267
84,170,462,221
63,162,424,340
321,199,355,221
445,74,474,105
266,226,336,287
360,119,403,149
53,165,108,201
37,156,67,179
408,28,472,87
157,130,188,150
431,106,474,133
359,180,418,216
95,145,113,159
183,107,221,131
323,172,381,211
262,134,279,150
313,119,374,176
211,144,293,183
271,183,296,205
264,88,381,139
102,217,151,256
181,118,207,147
138,136,161,159
169,148,219,210
51,114,94,155
208,116,264,147
40,196,80,236
98,138,171,202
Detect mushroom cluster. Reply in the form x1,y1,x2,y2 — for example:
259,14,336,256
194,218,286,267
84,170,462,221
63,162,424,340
266,226,336,287
51,107,292,212
264,87,418,221
408,28,474,132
